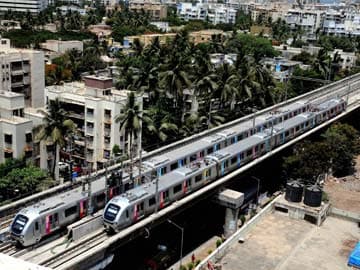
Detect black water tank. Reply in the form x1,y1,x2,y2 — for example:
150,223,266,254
285,181,303,202
304,185,322,207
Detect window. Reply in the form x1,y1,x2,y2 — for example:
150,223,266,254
25,133,32,143
4,134,12,144
87,108,94,115
195,174,202,183
207,147,213,154
163,190,169,200
246,149,252,157
126,210,129,218
230,137,236,144
4,151,12,159
65,206,77,217
285,131,290,137
190,154,197,162
295,126,300,132
237,135,243,141
205,169,211,178
35,221,39,231
231,156,237,165
173,184,182,194
149,197,156,206
170,162,178,171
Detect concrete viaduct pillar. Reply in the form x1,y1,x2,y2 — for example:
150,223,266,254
216,189,244,238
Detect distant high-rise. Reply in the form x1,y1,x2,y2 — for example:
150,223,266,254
0,0,48,13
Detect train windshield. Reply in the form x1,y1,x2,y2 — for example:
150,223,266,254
104,204,120,221
11,215,28,234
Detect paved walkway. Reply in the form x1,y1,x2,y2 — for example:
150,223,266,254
219,213,359,270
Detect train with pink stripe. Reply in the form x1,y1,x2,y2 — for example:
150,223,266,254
103,98,346,233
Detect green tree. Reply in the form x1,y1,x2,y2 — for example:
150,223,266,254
115,92,142,183
33,99,76,183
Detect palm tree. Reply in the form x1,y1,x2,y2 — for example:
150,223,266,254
33,99,76,184
115,92,142,184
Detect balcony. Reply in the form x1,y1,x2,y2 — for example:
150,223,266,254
11,69,23,76
11,81,24,88
69,111,85,120
86,128,94,135
104,128,111,137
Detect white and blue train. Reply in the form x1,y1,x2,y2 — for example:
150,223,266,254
103,98,346,232
9,98,344,246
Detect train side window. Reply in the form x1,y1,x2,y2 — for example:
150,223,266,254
284,115,288,120
322,113,326,118
35,221,39,230
205,169,211,177
207,147,213,154
199,151,204,158
260,144,265,150
149,197,156,206
164,190,169,200
255,145,259,152
173,184,182,194
246,149,252,157
285,131,290,137
231,156,237,165
126,210,129,218
139,202,144,211
295,126,300,132
170,162,178,171
190,154,197,162
240,153,244,159
65,206,77,217
237,135,242,141
54,213,58,223
195,174,202,183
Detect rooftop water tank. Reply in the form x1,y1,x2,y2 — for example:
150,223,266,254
304,185,322,207
285,180,303,203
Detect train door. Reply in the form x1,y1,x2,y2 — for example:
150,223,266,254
237,153,241,167
79,200,87,219
214,143,220,152
159,190,169,209
33,220,41,242
45,213,58,235
178,158,184,168
133,202,145,221
221,160,225,176
183,179,191,194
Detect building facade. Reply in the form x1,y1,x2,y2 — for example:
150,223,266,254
129,0,167,20
0,38,45,108
0,0,48,13
45,76,142,170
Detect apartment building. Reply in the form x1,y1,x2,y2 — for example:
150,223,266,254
177,2,237,25
123,29,225,49
45,75,142,170
0,0,48,13
0,38,45,108
129,0,167,20
285,9,323,38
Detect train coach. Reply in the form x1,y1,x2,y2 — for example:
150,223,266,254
103,98,346,232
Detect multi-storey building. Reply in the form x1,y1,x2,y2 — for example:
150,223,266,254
129,0,167,20
45,75,142,170
0,0,48,13
285,9,324,38
0,91,51,170
0,38,45,108
177,3,237,25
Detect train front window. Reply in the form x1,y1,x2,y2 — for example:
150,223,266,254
104,204,120,221
11,215,28,234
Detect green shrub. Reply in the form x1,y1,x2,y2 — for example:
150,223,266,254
187,262,194,270
207,249,213,254
195,259,201,266
216,239,222,248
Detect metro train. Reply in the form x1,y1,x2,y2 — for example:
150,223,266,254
120,100,312,186
9,98,344,246
10,174,123,247
103,98,346,232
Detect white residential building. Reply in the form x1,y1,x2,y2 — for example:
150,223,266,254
40,40,84,54
177,3,237,24
0,91,50,170
0,0,48,13
45,76,143,170
0,38,45,108
285,9,324,38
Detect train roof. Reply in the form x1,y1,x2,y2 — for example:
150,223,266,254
110,159,216,206
149,134,223,166
316,98,342,110
19,177,107,218
276,100,309,113
207,133,269,161
270,113,315,133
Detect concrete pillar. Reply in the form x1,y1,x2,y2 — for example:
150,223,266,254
224,207,240,238
215,189,244,239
